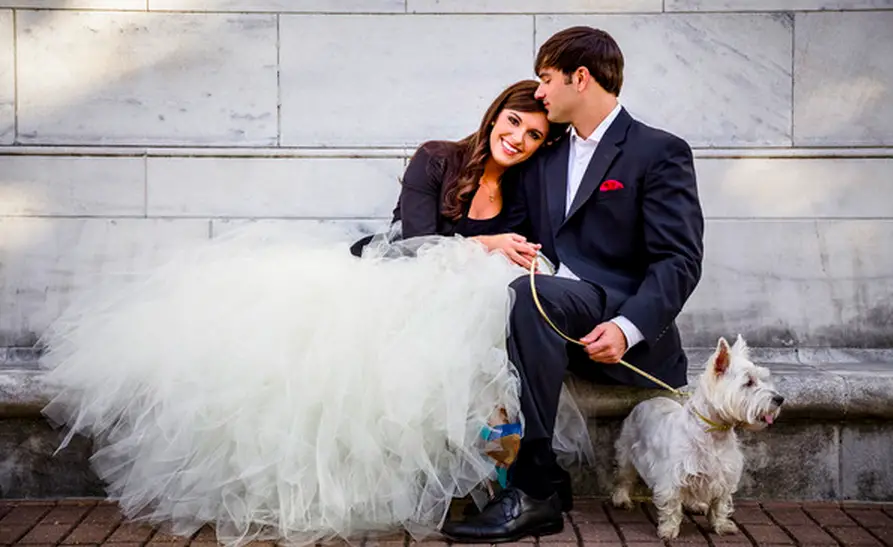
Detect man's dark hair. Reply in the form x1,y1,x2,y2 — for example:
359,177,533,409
535,26,624,96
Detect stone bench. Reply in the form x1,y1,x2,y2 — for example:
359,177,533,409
2,348,892,501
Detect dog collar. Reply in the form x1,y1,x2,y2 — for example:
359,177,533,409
692,409,733,433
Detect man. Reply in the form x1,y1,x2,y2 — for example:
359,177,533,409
442,26,705,543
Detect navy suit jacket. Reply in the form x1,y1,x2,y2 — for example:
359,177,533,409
518,107,704,388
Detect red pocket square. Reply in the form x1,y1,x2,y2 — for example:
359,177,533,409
600,179,624,192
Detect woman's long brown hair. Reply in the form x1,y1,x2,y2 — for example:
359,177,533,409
423,80,565,221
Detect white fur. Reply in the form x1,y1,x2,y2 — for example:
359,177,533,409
610,335,783,540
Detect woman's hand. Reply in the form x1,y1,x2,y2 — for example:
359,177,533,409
473,234,541,269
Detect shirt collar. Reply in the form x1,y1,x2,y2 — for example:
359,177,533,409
570,102,623,145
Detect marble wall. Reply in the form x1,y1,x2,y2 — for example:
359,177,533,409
1,1,892,350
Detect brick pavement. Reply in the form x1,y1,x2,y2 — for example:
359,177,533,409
1,498,892,546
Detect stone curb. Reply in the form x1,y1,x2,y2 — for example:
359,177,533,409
0,368,45,419
2,355,892,421
568,359,893,421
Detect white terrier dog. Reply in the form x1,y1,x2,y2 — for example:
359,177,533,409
610,335,784,540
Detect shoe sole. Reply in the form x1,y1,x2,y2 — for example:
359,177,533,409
443,519,564,544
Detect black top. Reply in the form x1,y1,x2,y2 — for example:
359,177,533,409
457,215,509,238
350,142,528,256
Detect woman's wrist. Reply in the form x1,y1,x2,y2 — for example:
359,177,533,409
471,235,494,251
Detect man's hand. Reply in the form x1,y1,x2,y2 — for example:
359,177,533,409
581,322,628,363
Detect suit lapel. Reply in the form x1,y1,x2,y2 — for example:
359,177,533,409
561,107,632,228
544,136,570,237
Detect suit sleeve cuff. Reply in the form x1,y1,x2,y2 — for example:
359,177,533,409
610,316,645,351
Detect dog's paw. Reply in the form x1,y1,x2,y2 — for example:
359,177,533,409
713,519,739,535
657,522,680,540
610,489,634,511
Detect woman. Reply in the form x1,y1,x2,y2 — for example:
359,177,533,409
39,80,589,547
350,79,559,264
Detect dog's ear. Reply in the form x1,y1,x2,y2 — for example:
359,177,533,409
732,334,750,360
712,337,731,377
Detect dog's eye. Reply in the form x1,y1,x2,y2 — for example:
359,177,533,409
745,378,755,388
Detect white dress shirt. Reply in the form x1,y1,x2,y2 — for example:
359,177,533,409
554,102,645,351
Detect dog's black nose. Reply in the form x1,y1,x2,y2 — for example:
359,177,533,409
772,395,785,406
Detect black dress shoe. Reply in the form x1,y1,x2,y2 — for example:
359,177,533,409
441,487,563,543
463,471,572,517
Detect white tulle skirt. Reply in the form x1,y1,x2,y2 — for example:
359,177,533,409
39,223,593,546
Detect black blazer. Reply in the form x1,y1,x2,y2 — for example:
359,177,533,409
350,143,527,256
520,107,704,388
389,144,459,238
